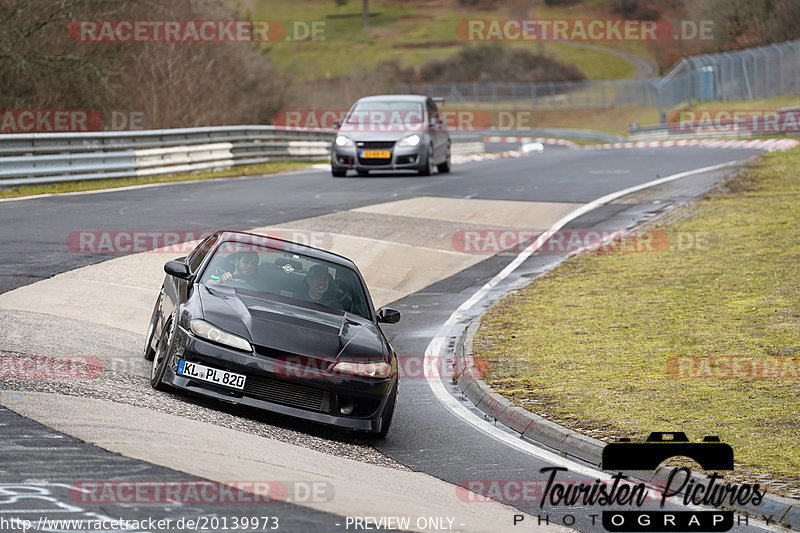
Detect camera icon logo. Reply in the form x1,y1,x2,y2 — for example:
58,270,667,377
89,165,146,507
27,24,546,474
602,432,734,471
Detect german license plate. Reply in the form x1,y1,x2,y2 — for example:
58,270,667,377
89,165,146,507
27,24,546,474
361,150,391,158
177,360,246,390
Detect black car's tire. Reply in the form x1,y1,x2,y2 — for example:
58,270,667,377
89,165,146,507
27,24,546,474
368,378,398,439
356,169,370,176
143,290,163,361
437,148,451,173
418,145,435,176
150,312,177,391
332,167,347,177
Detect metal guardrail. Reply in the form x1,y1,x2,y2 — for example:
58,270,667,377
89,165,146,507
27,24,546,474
0,126,335,187
0,125,621,187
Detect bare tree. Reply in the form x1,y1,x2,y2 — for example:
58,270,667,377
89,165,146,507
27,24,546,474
0,0,287,128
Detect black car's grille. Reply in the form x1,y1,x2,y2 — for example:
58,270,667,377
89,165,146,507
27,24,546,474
244,375,329,412
254,344,300,359
356,141,395,149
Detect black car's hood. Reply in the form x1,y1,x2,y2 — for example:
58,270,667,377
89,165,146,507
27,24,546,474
198,286,389,364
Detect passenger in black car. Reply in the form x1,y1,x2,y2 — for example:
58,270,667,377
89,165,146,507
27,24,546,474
303,264,357,313
304,264,338,305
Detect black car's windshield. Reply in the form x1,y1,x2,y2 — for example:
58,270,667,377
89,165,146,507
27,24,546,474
347,100,424,124
198,241,372,320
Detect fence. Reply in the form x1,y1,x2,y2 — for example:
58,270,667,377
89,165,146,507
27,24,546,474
659,41,800,107
402,78,660,110
403,40,800,114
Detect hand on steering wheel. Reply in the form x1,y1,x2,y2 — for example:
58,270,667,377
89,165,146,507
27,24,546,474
214,270,254,288
229,276,255,287
334,286,354,310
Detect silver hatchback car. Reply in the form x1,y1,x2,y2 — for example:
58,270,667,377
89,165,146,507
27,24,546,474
331,94,451,177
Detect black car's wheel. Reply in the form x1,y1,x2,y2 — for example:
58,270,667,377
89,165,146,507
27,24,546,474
368,378,398,439
356,169,370,176
150,312,177,391
143,290,163,361
418,145,435,176
437,147,451,173
332,167,347,177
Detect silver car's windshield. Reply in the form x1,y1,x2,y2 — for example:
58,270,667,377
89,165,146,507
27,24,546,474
347,101,425,123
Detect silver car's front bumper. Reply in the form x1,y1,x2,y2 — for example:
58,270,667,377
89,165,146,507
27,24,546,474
331,144,424,171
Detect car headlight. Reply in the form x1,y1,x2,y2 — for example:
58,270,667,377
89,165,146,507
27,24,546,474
397,134,421,147
335,135,354,147
190,319,252,352
331,360,393,379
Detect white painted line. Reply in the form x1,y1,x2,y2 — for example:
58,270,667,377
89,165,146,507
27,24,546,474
424,159,744,475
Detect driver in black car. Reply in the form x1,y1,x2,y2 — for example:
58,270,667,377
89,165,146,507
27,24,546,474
209,253,260,286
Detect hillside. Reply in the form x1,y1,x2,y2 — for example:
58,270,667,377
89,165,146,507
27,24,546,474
244,0,650,83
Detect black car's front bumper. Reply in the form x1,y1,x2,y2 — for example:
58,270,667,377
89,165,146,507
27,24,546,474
331,143,424,172
161,326,395,432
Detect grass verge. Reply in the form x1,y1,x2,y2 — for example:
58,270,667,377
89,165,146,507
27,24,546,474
473,148,800,496
0,161,316,199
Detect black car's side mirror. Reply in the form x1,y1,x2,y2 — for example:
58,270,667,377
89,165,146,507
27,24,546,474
164,260,191,279
377,307,401,324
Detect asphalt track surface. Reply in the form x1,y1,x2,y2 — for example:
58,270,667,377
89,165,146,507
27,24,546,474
0,145,780,532
0,406,352,532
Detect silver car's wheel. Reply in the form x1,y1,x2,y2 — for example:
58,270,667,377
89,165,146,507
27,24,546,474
437,147,451,173
419,145,435,176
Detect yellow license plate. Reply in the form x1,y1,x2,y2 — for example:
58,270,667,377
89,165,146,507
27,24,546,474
361,150,391,159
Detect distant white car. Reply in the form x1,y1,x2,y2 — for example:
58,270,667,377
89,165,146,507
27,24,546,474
521,142,544,153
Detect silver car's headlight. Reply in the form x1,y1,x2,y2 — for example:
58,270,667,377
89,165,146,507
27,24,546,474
335,135,354,147
397,134,421,147
190,319,252,352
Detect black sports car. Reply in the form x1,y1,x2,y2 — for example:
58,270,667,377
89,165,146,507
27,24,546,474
144,230,401,438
